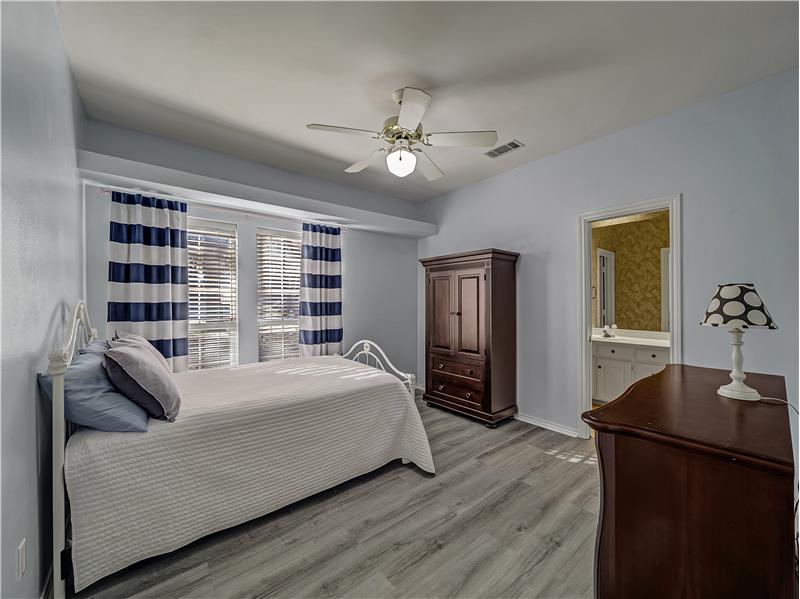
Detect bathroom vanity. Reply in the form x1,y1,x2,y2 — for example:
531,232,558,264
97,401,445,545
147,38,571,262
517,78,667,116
592,330,670,402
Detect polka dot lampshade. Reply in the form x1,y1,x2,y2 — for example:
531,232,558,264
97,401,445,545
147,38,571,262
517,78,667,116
700,283,777,329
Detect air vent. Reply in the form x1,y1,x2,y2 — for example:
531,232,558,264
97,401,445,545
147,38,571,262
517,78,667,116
485,139,525,159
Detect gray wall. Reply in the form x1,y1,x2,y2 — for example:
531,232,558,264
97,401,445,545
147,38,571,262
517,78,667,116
81,119,420,221
1,3,84,597
85,188,420,375
340,229,419,374
418,69,798,438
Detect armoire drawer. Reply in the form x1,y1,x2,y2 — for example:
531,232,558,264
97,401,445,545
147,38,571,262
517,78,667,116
429,357,484,382
429,374,483,409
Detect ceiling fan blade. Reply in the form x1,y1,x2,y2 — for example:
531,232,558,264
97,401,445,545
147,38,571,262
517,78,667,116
397,88,432,131
425,131,499,147
415,150,444,181
307,123,378,137
344,148,387,173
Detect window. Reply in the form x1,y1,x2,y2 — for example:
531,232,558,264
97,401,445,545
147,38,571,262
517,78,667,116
187,218,238,370
257,228,301,361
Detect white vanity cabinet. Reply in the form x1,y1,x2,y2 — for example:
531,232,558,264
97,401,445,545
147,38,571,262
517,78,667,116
592,340,669,403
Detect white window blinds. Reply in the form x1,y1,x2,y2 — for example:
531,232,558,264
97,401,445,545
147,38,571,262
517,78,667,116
257,228,301,361
187,218,238,370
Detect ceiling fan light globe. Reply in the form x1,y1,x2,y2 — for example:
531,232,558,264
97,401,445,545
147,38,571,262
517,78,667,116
386,147,417,178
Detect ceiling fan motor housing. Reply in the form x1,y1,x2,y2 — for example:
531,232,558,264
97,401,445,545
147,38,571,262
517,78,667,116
381,115,424,145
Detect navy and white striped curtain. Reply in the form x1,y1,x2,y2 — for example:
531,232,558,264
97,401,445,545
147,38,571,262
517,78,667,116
107,192,189,372
299,223,343,357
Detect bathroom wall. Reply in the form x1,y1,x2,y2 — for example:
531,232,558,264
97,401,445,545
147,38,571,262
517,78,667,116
591,210,670,331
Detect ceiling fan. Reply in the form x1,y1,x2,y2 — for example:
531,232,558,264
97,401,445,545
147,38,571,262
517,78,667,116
307,87,498,181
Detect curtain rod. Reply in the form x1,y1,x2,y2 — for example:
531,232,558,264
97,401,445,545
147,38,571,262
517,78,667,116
83,180,349,230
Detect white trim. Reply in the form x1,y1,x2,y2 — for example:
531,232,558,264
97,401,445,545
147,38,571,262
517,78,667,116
39,566,53,599
515,412,580,438
596,248,615,326
577,194,682,438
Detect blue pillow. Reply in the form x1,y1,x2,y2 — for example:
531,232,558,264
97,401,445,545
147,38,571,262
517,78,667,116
38,348,148,433
80,339,111,355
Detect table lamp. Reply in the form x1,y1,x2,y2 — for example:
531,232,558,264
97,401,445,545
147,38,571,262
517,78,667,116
700,283,777,400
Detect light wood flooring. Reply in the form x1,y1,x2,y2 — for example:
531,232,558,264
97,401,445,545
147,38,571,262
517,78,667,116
72,395,600,599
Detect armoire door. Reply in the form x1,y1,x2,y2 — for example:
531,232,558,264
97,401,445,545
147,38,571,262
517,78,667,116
427,270,455,356
454,268,485,361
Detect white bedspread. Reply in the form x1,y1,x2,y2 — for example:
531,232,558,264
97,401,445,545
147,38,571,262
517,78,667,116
64,357,435,591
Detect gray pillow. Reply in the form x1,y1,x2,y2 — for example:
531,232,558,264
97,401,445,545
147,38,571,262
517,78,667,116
111,331,171,373
104,343,181,421
38,349,149,432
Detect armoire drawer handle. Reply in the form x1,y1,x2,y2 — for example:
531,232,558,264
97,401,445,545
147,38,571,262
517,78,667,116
465,392,472,400
437,384,445,391
438,363,445,369
598,365,602,369
611,349,615,354
464,369,473,375
651,354,657,358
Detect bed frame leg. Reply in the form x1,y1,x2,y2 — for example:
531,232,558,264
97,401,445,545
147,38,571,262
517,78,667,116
51,370,67,599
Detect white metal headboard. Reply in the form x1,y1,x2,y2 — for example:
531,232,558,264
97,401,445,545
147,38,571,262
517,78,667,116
341,339,417,398
48,301,96,599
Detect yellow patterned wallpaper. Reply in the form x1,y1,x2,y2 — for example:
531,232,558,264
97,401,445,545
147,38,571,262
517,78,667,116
591,210,670,331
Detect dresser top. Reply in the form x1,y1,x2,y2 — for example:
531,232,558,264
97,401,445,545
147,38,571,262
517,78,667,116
582,364,793,475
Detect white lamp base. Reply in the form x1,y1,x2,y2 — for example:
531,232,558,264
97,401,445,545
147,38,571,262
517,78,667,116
717,381,761,401
717,328,761,401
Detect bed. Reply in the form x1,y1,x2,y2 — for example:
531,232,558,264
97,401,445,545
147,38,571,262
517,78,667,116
48,302,435,596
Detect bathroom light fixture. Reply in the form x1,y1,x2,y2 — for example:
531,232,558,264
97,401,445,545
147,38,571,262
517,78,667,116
385,145,417,178
700,283,777,400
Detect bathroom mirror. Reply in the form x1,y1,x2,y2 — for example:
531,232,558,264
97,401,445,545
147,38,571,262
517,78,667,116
590,209,670,332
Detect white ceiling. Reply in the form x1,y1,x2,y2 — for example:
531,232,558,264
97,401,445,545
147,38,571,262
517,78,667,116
57,2,797,202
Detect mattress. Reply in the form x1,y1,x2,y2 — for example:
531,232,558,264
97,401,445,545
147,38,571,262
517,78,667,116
64,356,435,591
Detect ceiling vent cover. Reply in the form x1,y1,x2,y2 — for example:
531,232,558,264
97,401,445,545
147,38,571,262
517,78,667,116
485,139,525,159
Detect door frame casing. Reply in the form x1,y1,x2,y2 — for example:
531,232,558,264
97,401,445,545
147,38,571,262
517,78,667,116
577,194,682,438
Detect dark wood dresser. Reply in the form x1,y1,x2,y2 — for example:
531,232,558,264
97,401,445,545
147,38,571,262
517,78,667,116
420,249,519,426
582,364,796,599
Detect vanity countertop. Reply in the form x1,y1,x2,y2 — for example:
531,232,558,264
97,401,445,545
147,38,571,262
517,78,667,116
591,335,670,348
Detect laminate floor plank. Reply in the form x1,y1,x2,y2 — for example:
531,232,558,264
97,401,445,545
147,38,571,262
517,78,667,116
73,396,598,599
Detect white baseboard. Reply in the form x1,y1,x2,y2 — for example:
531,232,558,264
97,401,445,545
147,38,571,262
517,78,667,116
515,412,580,438
40,566,53,599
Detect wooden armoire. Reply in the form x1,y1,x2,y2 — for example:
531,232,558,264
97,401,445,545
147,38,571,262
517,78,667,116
420,249,519,426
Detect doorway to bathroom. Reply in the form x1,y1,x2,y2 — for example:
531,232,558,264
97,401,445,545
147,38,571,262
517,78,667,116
577,195,682,438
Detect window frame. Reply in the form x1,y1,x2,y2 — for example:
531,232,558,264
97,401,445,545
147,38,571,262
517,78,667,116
256,226,302,362
187,216,240,370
